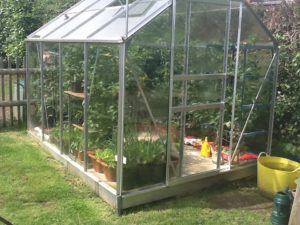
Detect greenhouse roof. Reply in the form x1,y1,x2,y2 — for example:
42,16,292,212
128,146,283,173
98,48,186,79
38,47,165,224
27,0,171,43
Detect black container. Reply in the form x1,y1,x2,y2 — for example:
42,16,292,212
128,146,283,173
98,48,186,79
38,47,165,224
123,167,138,190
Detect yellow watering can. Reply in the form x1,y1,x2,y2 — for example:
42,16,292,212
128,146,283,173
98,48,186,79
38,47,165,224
201,137,211,157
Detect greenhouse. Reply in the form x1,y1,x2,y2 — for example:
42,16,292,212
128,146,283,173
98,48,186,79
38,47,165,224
26,0,279,212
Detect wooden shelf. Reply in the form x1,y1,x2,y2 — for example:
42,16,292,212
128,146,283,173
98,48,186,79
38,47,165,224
72,123,84,131
64,91,84,99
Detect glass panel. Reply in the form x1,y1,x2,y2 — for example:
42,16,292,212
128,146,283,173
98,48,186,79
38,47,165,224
240,5,273,45
223,1,241,157
225,2,275,166
175,1,228,75
47,0,115,40
174,0,186,76
123,9,171,191
229,54,275,165
61,43,84,160
86,44,119,188
173,79,222,107
91,0,170,41
127,0,171,35
183,109,221,176
188,2,227,74
169,112,181,178
42,43,60,147
33,0,99,38
228,1,242,45
241,59,275,153
28,42,42,137
68,5,121,40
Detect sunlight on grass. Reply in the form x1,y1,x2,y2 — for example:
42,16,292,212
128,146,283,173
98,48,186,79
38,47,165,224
0,131,272,225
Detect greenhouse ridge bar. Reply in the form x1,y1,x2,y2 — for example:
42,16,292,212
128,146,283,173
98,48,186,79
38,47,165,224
26,0,279,212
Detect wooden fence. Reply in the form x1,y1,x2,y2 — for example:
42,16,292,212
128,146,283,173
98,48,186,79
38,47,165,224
0,57,26,128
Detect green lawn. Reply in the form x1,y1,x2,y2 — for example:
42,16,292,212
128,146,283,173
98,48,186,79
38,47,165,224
0,131,272,225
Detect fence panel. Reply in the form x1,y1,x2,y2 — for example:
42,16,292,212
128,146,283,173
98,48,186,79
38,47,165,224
0,57,26,128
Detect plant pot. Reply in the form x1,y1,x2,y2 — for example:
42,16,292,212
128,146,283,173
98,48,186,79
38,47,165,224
137,163,153,186
46,115,56,128
151,162,166,183
70,80,83,93
78,151,84,161
101,162,116,182
95,159,103,173
123,167,138,190
88,153,102,173
71,149,78,158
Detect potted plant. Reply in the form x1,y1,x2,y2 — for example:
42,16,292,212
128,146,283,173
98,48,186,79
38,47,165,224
138,139,166,184
123,133,167,189
49,126,60,146
70,128,83,161
89,149,102,173
96,148,117,181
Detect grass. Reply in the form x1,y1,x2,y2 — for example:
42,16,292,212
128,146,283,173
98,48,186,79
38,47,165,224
0,130,273,225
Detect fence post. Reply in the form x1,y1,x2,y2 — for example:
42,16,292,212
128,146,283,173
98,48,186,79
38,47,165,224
23,57,27,123
0,57,6,127
8,57,14,126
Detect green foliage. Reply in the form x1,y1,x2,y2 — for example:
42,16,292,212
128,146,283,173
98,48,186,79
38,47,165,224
259,2,300,155
69,128,82,153
86,46,119,147
124,131,166,166
49,126,60,141
95,148,117,168
275,47,300,145
0,0,78,57
272,139,300,159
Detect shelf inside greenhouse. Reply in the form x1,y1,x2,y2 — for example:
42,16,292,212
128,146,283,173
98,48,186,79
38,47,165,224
26,0,279,212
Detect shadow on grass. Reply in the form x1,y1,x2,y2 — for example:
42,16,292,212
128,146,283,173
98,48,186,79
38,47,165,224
0,124,27,133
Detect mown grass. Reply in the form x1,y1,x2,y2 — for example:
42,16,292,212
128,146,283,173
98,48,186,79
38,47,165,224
0,131,272,225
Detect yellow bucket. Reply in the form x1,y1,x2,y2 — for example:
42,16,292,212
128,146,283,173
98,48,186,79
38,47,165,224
257,152,300,199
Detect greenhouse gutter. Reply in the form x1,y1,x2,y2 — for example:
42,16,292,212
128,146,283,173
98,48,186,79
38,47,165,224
25,38,124,44
28,130,256,211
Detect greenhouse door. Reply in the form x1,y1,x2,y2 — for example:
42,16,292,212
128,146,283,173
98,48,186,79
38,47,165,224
170,73,226,177
168,0,231,178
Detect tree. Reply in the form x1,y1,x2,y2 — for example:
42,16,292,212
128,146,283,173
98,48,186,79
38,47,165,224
259,0,300,156
0,0,78,58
